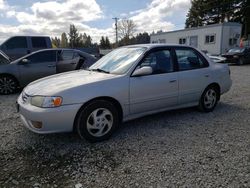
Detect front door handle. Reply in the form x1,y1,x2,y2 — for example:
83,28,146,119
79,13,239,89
48,64,56,68
169,80,177,83
70,62,77,65
205,75,210,77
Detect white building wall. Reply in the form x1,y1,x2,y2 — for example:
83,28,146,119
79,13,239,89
221,25,242,53
150,23,242,55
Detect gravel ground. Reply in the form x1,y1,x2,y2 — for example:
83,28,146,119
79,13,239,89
0,65,249,188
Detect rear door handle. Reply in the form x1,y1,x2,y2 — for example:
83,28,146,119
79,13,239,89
205,75,210,77
169,80,177,83
48,64,56,68
70,62,77,65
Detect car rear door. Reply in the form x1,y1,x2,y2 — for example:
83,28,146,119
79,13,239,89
174,47,212,105
57,50,79,73
129,48,179,114
18,50,57,86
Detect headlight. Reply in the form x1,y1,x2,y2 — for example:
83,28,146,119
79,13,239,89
31,96,63,108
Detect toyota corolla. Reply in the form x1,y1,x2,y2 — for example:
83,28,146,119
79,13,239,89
17,44,232,142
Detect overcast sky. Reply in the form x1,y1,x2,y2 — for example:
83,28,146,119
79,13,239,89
0,0,191,43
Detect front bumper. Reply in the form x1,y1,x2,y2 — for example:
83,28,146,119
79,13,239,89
17,95,82,134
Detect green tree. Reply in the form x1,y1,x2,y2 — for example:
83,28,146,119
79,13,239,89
68,24,81,48
51,37,60,47
99,36,106,49
105,37,111,49
60,32,68,48
185,0,250,38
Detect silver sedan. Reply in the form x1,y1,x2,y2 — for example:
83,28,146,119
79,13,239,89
0,48,97,94
17,44,232,142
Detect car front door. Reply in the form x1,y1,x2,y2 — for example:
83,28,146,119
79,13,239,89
57,50,79,73
18,50,57,86
129,48,178,114
174,47,212,105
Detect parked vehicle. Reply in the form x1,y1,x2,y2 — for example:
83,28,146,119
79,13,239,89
207,55,227,63
201,51,227,63
222,47,250,65
0,36,52,60
0,48,97,94
17,44,232,142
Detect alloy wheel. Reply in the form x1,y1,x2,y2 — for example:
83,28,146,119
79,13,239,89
204,89,217,109
0,76,17,94
86,108,113,137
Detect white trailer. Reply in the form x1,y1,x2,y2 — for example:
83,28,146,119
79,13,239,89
150,22,242,55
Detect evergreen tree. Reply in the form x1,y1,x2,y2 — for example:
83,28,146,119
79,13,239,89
100,36,106,49
105,37,111,49
185,0,250,37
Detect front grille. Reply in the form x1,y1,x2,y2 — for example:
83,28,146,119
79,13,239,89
22,92,29,103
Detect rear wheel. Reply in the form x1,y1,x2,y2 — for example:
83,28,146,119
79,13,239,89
0,75,18,95
76,100,119,142
198,86,219,112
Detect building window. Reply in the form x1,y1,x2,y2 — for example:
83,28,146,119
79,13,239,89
179,38,186,44
229,38,237,46
158,39,166,43
205,34,216,44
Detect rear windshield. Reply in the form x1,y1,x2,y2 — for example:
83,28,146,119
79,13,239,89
228,48,245,53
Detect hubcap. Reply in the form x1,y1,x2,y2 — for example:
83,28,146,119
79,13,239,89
0,77,16,94
86,108,113,137
204,89,217,109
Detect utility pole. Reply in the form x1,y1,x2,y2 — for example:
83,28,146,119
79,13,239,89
112,17,119,47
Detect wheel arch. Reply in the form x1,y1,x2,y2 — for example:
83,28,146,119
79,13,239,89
0,73,20,87
205,82,221,100
73,96,123,132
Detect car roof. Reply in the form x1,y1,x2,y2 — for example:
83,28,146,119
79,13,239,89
121,43,195,50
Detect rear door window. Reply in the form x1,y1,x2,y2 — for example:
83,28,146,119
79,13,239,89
60,50,74,60
27,50,56,63
31,37,47,48
5,37,28,49
175,48,209,71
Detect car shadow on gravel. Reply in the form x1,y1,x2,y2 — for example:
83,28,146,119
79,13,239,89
114,102,244,139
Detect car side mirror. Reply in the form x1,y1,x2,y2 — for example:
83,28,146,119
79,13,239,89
21,58,30,64
132,66,153,77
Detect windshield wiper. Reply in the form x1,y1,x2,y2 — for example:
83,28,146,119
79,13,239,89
89,68,110,74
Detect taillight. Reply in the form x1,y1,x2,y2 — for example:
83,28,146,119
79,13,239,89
229,69,231,75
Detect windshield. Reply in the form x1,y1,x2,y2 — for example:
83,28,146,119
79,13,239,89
89,47,146,74
228,48,245,53
0,51,10,64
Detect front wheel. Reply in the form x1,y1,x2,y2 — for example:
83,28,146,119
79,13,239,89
76,100,119,142
238,58,244,65
0,75,18,95
198,86,219,112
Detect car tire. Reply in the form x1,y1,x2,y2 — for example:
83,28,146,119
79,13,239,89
238,58,244,65
198,86,219,112
0,75,18,95
76,100,119,142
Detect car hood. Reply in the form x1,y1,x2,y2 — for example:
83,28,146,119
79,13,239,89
222,52,242,56
24,70,119,96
